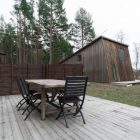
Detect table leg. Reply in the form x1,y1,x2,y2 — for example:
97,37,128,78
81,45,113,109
41,88,46,120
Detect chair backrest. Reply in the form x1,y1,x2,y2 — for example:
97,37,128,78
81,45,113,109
64,76,88,99
16,75,30,101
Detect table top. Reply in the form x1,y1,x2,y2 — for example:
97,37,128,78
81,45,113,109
26,79,65,88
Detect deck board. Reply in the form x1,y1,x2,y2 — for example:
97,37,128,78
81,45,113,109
0,95,140,140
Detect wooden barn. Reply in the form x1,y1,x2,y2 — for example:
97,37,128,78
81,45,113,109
61,36,134,82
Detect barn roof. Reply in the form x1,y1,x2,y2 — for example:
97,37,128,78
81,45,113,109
60,36,128,63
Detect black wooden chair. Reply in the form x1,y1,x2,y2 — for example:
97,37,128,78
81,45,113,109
16,75,37,111
16,75,41,120
56,76,88,128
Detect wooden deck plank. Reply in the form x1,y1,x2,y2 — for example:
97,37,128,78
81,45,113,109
0,96,4,140
12,96,79,140
6,96,24,140
112,80,140,86
85,96,140,125
9,96,30,140
9,95,34,140
84,110,138,140
49,116,94,140
84,96,140,140
0,95,140,140
10,95,42,140
2,96,14,140
29,112,60,140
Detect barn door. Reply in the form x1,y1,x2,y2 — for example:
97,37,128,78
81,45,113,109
112,64,119,81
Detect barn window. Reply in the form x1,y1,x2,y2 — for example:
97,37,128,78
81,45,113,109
118,48,125,61
77,54,82,61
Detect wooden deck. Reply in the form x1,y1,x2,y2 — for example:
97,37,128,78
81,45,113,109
0,95,140,140
112,80,140,86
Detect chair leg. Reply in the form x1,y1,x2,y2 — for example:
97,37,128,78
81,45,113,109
22,99,37,115
56,101,70,128
24,106,36,120
56,101,63,120
62,111,68,128
24,102,41,120
74,103,86,124
56,108,69,128
79,110,86,124
22,104,30,115
56,110,62,120
16,98,24,108
17,100,27,111
24,110,32,120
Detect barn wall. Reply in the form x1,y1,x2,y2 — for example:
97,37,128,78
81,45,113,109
63,40,109,82
102,39,134,82
62,37,134,82
103,39,120,82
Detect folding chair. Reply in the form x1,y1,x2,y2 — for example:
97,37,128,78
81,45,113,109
16,75,37,110
16,75,41,120
56,76,88,128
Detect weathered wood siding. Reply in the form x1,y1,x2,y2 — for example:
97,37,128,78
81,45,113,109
62,36,134,82
62,40,108,82
103,39,134,82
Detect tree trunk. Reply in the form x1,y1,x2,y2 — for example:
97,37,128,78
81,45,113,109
49,2,53,64
81,24,84,48
17,12,22,64
23,16,26,63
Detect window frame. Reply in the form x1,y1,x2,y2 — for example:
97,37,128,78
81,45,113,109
118,48,125,62
77,54,82,62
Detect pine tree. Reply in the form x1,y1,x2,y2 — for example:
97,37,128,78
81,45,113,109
52,38,73,63
12,0,22,63
0,23,17,64
38,0,69,64
73,8,95,48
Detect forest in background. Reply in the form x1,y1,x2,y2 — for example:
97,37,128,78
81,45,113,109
0,0,95,64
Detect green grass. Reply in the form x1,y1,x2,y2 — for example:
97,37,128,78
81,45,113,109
86,83,140,107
